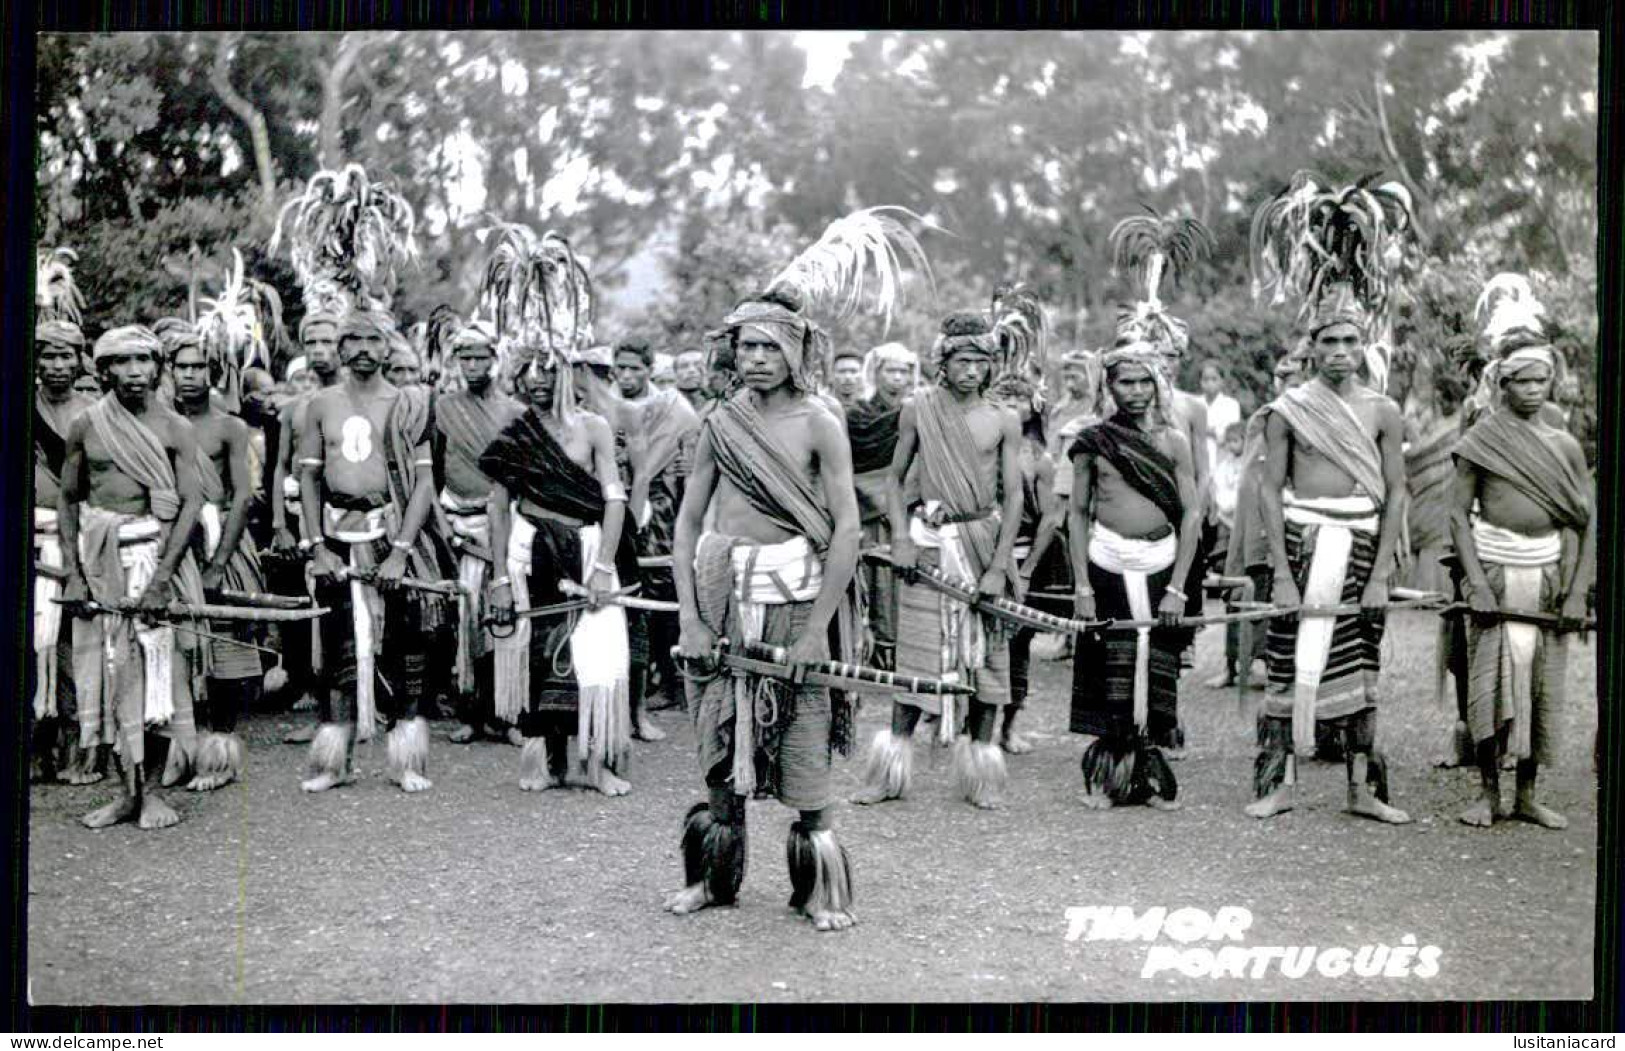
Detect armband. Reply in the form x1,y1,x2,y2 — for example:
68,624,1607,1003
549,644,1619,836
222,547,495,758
1164,586,1188,603
415,458,435,467
593,561,615,576
1075,586,1095,597
391,539,413,552
602,481,628,503
491,576,512,589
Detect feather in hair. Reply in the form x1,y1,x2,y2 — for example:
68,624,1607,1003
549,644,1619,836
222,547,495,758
196,248,277,413
474,220,593,360
269,164,418,307
1108,207,1215,309
762,206,936,332
1249,170,1413,327
1474,273,1548,352
989,282,1048,392
36,247,85,327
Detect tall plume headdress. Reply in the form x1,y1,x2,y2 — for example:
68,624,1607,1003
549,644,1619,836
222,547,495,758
1469,273,1564,415
708,206,936,394
195,248,286,413
1107,207,1214,363
474,219,594,417
36,247,86,329
989,282,1048,398
269,164,419,313
1249,170,1414,391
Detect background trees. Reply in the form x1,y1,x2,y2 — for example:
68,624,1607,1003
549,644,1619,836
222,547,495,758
34,29,1597,414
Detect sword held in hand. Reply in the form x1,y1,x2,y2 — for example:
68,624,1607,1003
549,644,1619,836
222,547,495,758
671,639,974,697
53,597,329,623
862,547,1092,635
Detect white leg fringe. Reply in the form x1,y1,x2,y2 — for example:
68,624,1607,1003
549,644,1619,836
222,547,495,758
304,723,352,784
188,732,242,790
805,829,854,918
856,730,912,801
263,663,289,696
518,736,551,788
387,717,431,789
954,739,1008,808
578,682,631,775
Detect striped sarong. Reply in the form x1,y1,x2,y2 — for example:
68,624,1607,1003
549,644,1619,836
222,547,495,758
441,488,492,696
1464,520,1566,763
1264,492,1382,753
197,502,265,681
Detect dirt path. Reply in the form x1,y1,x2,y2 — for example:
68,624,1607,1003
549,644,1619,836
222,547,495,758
27,611,1596,1003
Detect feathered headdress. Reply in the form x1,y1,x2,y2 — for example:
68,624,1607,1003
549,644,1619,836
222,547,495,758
709,206,935,394
36,247,86,329
473,219,594,417
1469,273,1564,415
990,282,1048,394
414,304,465,392
269,164,418,311
196,248,285,413
1249,171,1414,390
1108,208,1214,360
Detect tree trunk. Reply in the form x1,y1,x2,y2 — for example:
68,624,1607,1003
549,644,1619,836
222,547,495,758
210,35,279,228
1370,70,1432,248
318,36,368,170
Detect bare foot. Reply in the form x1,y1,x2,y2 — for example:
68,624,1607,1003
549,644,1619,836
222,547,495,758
1458,796,1498,827
664,883,715,915
969,795,1001,811
399,772,433,794
1204,673,1236,689
187,771,234,792
1000,730,1033,755
81,794,139,829
506,727,525,748
283,725,316,745
300,771,351,793
60,756,105,786
1146,796,1183,811
291,692,317,712
1080,790,1114,811
519,772,564,792
1512,798,1569,829
633,715,667,742
1163,746,1187,762
587,767,631,797
850,783,902,806
1348,792,1412,824
800,905,857,932
448,724,477,744
138,794,181,830
1244,790,1294,819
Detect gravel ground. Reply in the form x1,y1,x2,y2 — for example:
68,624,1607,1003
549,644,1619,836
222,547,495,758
27,610,1596,1004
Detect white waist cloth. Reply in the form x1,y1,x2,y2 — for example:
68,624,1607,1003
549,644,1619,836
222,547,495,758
441,488,491,694
494,509,630,771
1089,522,1179,731
908,503,986,743
1473,519,1561,760
727,535,823,793
77,512,174,728
1282,490,1378,754
34,509,63,719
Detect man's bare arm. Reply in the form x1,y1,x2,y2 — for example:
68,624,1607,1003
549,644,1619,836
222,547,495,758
1446,459,1494,603
802,409,861,643
1065,451,1097,617
271,402,298,534
885,401,921,559
153,418,204,586
588,416,628,592
57,416,90,589
1560,435,1596,616
1022,454,1063,580
1258,412,1294,593
673,426,720,636
297,396,327,545
1163,431,1204,603
987,408,1025,585
1367,399,1408,587
212,418,255,578
394,435,439,550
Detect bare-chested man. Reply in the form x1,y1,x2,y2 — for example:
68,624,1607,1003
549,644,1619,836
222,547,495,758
1066,345,1201,809
298,310,443,794
165,323,262,791
483,346,637,796
1156,334,1211,709
852,312,1023,810
828,349,866,411
666,298,861,931
273,314,342,739
59,326,208,829
434,322,523,746
1248,289,1411,824
1450,339,1593,829
673,348,709,414
33,320,97,784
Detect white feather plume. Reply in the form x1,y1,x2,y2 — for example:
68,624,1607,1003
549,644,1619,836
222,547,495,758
36,247,85,327
764,206,936,331
1474,273,1547,348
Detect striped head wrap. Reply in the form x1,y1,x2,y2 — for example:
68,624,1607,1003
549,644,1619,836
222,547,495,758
92,325,163,363
36,319,85,349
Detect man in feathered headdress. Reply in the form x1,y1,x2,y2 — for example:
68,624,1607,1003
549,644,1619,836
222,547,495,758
851,310,1024,811
479,224,639,799
161,318,263,793
58,325,208,830
1246,172,1417,825
667,207,929,931
297,308,449,795
1448,275,1593,830
1248,284,1412,824
610,338,701,729
32,316,98,784
433,320,524,747
1064,335,1202,809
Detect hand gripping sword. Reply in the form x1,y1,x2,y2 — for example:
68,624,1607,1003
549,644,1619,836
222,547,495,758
672,639,975,697
862,548,1092,635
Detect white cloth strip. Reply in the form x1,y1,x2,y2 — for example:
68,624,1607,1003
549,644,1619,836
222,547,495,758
1089,522,1179,731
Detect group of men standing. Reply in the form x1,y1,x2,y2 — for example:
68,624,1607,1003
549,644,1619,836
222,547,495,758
29,193,1594,937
